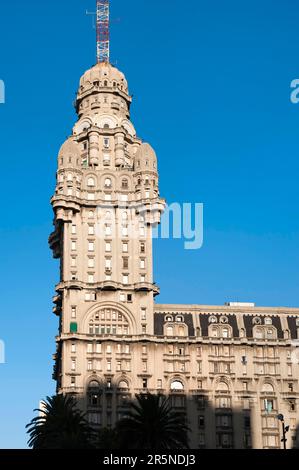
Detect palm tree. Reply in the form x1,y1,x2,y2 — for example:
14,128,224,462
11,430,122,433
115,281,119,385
26,395,95,449
116,393,189,449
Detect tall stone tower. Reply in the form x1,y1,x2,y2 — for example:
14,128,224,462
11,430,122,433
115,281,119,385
49,60,165,414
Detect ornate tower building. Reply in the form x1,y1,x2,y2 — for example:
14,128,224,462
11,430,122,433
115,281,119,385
49,59,165,400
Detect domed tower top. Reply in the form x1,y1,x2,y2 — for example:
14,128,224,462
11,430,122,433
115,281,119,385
75,62,132,119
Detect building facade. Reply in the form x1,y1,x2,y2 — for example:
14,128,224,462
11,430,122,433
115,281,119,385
49,61,299,449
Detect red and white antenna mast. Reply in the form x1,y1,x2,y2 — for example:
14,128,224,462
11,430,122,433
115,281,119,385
96,0,110,63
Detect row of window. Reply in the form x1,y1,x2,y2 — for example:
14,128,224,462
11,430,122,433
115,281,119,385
71,237,146,253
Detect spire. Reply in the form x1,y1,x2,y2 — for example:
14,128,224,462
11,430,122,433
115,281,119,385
96,0,110,63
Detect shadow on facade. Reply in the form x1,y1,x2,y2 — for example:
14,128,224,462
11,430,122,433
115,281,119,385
69,380,253,449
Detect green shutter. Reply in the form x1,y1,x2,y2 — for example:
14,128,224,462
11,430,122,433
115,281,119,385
70,322,78,333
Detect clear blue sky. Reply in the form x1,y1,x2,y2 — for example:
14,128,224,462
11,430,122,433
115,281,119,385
0,0,299,448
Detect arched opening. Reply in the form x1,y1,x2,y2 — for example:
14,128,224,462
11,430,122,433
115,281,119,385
170,380,184,391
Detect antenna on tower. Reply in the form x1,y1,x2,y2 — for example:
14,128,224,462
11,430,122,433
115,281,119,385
96,0,110,64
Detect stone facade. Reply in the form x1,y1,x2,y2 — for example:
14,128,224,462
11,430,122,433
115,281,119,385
49,62,299,449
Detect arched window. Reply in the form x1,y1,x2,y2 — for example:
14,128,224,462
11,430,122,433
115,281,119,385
265,317,272,325
266,327,276,339
165,315,173,322
122,179,129,189
211,326,219,338
176,315,184,322
118,380,129,390
170,380,184,391
166,326,173,336
103,123,110,129
89,380,100,389
217,381,229,392
88,309,129,336
104,178,112,188
122,211,128,220
88,177,95,187
222,327,230,338
88,381,101,407
209,316,217,324
255,327,264,339
178,326,185,337
262,383,274,393
104,80,108,87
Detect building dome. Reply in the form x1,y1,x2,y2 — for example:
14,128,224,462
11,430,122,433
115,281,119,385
58,137,80,158
77,62,129,97
135,143,158,172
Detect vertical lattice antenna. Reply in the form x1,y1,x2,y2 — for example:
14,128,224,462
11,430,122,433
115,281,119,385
96,0,110,63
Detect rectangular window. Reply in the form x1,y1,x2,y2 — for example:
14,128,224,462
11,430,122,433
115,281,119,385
87,343,93,353
88,274,94,283
87,360,92,371
71,257,76,267
157,379,162,389
140,274,146,282
71,360,76,371
105,258,112,269
96,342,101,353
71,343,76,353
88,258,95,268
71,225,76,234
106,344,112,354
142,378,148,389
140,259,145,269
142,345,147,354
71,241,76,251
123,258,129,269
122,226,128,236
140,242,145,253
105,225,112,236
104,138,110,148
88,241,94,251
103,153,110,164
198,415,205,427
123,275,129,284
107,360,111,371
120,293,126,302
142,325,146,334
142,361,147,372
122,243,128,253
70,322,77,333
71,306,76,319
88,225,95,235
105,242,111,252
141,308,147,321
87,193,95,201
